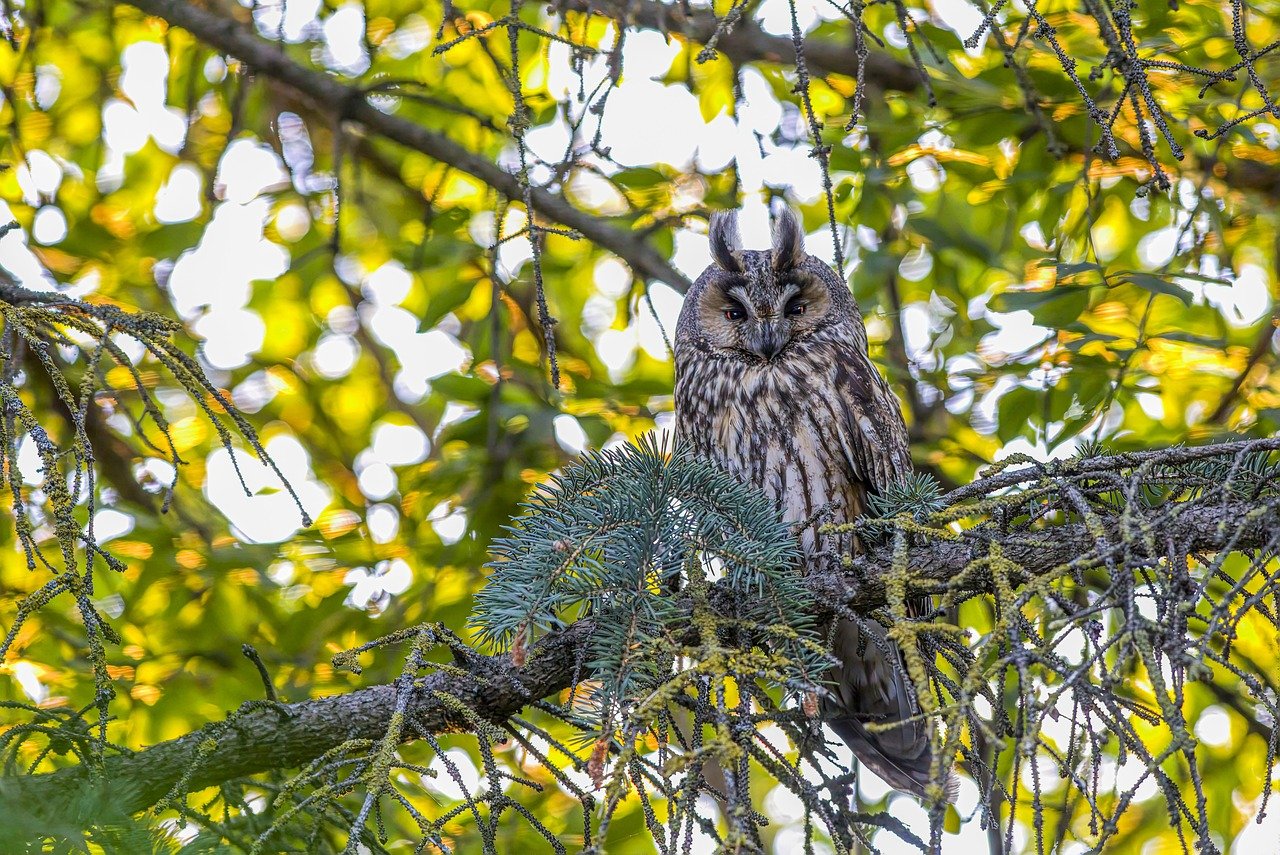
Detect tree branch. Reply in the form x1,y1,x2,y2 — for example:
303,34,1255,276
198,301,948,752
121,0,693,293
1209,233,1280,424
842,496,1279,610
7,440,1279,824
564,0,925,92
569,0,1280,196
939,435,1280,504
112,0,1280,338
123,0,1280,312
0,621,596,829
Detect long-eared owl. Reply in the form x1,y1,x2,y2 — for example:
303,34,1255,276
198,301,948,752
673,207,951,799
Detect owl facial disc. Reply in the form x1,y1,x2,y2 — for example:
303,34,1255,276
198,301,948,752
679,205,853,368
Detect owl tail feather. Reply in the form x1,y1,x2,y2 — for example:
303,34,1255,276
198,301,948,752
825,717,959,803
823,616,958,803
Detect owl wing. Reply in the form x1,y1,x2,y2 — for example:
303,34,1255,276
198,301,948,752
831,345,925,625
822,344,956,799
830,348,912,499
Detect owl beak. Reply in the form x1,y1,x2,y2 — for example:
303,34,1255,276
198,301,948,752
752,323,786,361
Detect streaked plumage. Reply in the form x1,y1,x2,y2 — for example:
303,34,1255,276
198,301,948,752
673,207,949,799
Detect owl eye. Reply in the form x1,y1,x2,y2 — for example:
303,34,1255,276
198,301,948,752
724,305,746,321
785,297,807,317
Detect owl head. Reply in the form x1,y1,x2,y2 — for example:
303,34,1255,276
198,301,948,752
674,207,859,364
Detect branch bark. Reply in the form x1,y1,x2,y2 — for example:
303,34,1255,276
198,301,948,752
842,497,1280,610
7,443,1278,823
121,0,1280,315
569,0,1280,196
121,0,693,293
938,434,1280,504
0,621,596,829
13,2,1280,832
563,0,925,91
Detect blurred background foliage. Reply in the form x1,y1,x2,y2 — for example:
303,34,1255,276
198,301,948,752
1,0,1279,851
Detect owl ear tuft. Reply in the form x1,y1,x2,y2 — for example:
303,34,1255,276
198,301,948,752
708,211,744,273
771,207,806,270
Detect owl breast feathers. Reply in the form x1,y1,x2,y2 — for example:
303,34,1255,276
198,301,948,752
672,207,955,801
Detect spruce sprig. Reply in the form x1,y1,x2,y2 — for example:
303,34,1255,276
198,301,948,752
471,434,823,724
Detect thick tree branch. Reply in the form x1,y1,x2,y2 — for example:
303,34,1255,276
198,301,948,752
0,621,596,830
939,435,1280,504
571,0,1280,196
842,497,1279,610
122,0,693,293
564,0,925,92
7,440,1279,824
123,0,1280,311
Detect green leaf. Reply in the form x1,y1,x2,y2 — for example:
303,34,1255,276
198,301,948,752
1118,272,1193,305
612,168,668,189
430,373,493,402
990,286,1090,327
912,218,997,264
1046,260,1106,281
1149,330,1225,348
998,385,1039,441
139,222,206,259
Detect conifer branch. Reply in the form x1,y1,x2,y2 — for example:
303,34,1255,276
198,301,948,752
5,439,1277,828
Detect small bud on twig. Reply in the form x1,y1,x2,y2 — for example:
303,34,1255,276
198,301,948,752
588,735,609,789
512,623,528,667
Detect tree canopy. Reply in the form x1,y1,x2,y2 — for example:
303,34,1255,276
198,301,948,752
1,0,1280,852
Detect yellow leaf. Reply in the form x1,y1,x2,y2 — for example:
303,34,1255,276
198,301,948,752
175,549,205,570
367,16,395,45
111,540,154,560
227,567,259,585
165,417,207,454
18,112,52,145
317,508,361,539
130,684,161,705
